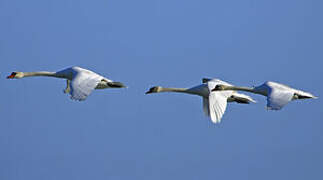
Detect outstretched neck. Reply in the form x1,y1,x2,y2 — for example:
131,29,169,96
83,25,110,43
225,86,265,95
23,71,63,78
227,86,255,92
159,87,189,93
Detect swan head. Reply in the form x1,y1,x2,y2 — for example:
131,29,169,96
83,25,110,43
211,84,226,91
7,72,24,79
145,86,162,94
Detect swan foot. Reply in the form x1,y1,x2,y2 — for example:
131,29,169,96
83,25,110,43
64,88,70,94
63,80,71,94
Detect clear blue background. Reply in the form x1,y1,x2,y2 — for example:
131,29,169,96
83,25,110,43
1,0,322,179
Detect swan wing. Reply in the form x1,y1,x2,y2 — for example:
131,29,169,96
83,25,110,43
208,93,229,123
267,88,294,110
232,92,256,103
69,71,102,101
207,80,233,123
203,98,210,116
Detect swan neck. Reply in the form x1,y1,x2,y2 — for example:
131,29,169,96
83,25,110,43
23,71,62,78
159,87,189,93
227,86,255,93
226,86,266,95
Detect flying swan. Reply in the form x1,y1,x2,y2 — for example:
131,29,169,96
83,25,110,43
145,78,256,123
212,81,317,110
7,66,126,101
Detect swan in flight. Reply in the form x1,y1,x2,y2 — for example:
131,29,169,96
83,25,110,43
212,81,317,110
145,78,256,123
7,66,126,101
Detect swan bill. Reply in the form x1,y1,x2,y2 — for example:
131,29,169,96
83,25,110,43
145,86,162,94
145,91,152,94
7,72,17,79
145,88,155,94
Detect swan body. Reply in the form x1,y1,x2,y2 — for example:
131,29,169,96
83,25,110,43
213,81,317,110
145,78,256,123
7,66,126,101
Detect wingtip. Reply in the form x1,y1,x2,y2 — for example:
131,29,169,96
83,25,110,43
266,106,281,111
210,119,221,124
210,115,222,124
202,78,211,83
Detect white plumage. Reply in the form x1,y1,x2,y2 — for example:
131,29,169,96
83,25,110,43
57,67,111,101
146,78,256,123
259,81,317,110
7,66,126,101
207,79,256,123
213,81,317,110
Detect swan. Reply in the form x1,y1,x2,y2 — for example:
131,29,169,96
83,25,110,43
7,66,126,101
145,78,256,123
212,81,317,110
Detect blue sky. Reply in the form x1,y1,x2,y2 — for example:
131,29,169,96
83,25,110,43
1,0,322,179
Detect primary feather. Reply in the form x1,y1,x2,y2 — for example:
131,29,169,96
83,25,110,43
206,79,255,123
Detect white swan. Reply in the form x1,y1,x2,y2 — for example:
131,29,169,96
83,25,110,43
145,78,256,123
212,81,317,110
7,66,126,101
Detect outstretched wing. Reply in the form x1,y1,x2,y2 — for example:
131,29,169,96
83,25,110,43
69,71,102,101
207,80,233,123
231,92,256,104
267,88,294,110
208,93,229,123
